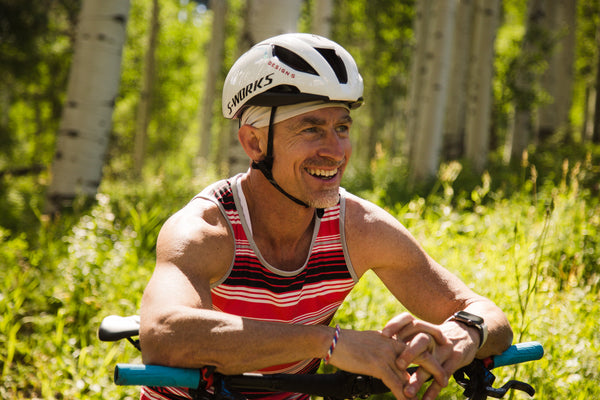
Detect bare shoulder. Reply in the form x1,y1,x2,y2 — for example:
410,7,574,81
344,192,416,245
344,193,428,276
156,196,234,285
344,192,402,227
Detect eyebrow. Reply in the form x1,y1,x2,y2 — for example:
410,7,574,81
288,114,353,130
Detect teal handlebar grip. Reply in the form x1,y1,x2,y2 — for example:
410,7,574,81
491,342,544,369
115,364,200,388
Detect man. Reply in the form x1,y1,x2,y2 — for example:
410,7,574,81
139,33,513,400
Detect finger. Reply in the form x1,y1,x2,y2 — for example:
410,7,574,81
407,355,448,390
400,335,449,387
381,313,416,337
420,359,455,400
381,364,412,400
394,321,450,346
396,332,434,368
377,335,412,400
421,380,444,400
404,368,429,399
404,359,448,399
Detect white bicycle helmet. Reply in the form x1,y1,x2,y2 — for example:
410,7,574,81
222,33,364,119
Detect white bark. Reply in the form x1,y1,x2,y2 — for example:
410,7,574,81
46,0,130,212
406,0,431,162
409,0,458,182
246,0,302,41
311,0,334,37
198,0,227,163
582,86,595,141
464,0,500,172
443,0,474,160
227,0,303,175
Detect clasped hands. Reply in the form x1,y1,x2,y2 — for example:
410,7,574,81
379,312,479,400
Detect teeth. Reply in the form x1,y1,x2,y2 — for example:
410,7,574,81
307,168,337,177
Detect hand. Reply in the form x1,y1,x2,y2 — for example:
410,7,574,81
382,313,449,399
382,313,479,399
327,328,413,400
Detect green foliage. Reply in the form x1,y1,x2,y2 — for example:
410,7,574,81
0,0,78,172
110,0,210,179
1,0,600,398
0,194,147,399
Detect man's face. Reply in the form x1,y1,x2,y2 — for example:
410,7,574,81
266,106,353,209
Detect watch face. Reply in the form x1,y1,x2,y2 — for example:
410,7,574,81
456,311,484,325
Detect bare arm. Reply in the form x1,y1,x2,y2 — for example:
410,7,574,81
345,194,513,398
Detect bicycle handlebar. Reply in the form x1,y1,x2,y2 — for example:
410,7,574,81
114,341,544,390
115,363,201,388
490,341,544,368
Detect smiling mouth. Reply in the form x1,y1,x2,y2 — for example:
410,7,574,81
305,167,339,179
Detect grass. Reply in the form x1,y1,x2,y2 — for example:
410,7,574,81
0,145,599,399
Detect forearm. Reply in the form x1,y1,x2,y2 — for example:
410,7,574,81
140,306,333,374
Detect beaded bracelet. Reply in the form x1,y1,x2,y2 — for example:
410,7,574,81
323,324,341,364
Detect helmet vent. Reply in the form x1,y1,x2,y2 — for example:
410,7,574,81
315,48,348,84
272,45,318,76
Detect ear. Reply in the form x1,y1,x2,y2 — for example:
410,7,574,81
238,124,267,161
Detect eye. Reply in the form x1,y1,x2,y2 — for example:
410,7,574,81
301,126,322,136
335,124,350,136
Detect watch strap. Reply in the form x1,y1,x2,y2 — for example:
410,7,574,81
448,311,488,349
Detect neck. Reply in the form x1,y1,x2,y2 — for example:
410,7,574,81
241,170,315,237
240,171,316,269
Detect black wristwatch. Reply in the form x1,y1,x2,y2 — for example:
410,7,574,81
448,311,488,349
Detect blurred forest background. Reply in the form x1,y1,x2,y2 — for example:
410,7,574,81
1,0,599,399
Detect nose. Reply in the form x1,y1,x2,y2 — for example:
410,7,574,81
317,129,351,162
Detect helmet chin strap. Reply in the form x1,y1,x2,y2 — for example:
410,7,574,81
251,106,326,219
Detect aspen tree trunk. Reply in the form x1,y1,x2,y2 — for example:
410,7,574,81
409,0,457,182
581,86,594,141
198,0,227,164
443,0,474,160
227,0,303,175
504,0,546,163
133,0,159,176
593,41,600,144
537,0,576,142
0,83,10,131
464,0,500,173
311,0,333,37
45,0,130,213
406,0,431,164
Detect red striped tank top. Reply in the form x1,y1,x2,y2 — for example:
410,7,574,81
141,174,358,400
